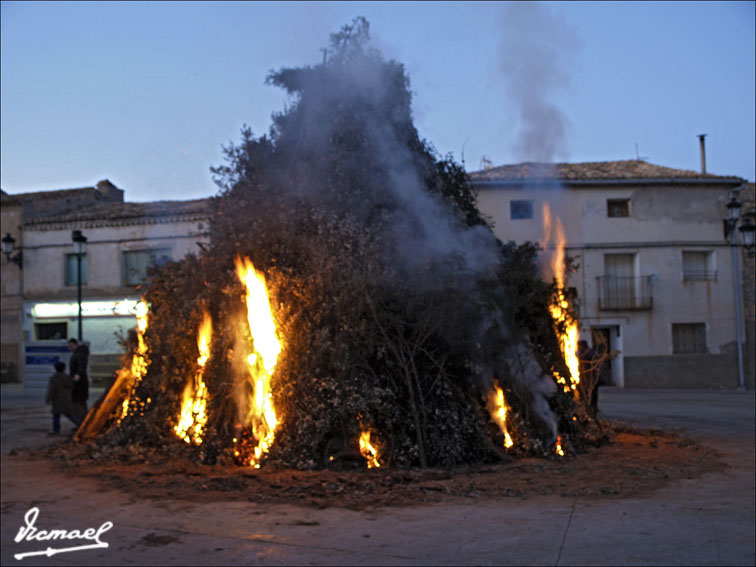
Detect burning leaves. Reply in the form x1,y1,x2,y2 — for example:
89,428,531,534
555,435,566,457
359,431,381,469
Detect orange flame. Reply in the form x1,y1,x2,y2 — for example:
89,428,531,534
486,386,514,449
555,435,565,457
235,256,281,467
119,300,150,422
542,204,580,395
174,309,212,445
359,431,381,468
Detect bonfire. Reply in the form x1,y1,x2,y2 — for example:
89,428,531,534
74,17,610,469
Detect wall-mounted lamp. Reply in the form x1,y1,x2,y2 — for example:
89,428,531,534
1,233,23,269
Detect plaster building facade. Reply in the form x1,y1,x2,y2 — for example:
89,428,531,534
470,160,752,389
1,182,210,395
1,181,125,385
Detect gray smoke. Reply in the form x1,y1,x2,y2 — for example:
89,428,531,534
257,20,562,450
271,33,502,281
499,1,582,163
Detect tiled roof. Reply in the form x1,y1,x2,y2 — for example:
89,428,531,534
469,160,744,182
24,198,211,230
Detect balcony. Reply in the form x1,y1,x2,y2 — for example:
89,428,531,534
597,275,653,311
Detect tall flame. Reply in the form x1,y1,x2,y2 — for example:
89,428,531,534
235,256,281,467
486,386,514,449
174,309,212,445
542,204,580,395
359,431,381,468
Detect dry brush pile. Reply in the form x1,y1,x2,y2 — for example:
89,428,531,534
80,18,612,470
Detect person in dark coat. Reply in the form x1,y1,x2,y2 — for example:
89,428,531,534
68,338,90,418
45,361,82,434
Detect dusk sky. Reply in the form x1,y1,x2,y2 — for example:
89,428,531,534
1,1,754,202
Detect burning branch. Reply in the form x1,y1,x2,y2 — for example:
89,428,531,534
487,385,514,449
174,309,212,445
75,300,151,441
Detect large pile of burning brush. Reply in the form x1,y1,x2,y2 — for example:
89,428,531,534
75,18,611,469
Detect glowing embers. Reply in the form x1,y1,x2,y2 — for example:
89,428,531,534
119,300,151,422
487,385,514,449
541,204,580,395
359,431,381,469
235,256,281,467
174,310,212,445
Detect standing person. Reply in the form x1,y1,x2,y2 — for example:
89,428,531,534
68,338,90,419
45,361,82,434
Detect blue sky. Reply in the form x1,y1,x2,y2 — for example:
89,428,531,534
1,1,754,202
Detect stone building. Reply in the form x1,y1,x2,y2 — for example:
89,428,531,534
470,160,752,389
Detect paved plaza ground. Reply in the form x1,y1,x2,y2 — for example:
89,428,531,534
1,385,754,566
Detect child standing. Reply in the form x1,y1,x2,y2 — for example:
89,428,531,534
45,361,82,434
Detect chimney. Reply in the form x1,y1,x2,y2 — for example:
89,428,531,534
96,179,125,202
698,134,707,175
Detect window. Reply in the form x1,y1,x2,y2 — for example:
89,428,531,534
598,253,653,310
672,323,707,354
510,200,534,219
604,253,635,277
64,253,88,286
683,251,716,281
607,199,630,217
35,322,68,341
123,249,171,286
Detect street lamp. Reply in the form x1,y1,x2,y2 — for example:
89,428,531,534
72,230,87,341
723,193,755,390
1,233,23,268
739,219,756,257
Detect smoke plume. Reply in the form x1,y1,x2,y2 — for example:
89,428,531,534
499,1,582,163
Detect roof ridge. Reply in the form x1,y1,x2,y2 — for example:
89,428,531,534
468,159,744,181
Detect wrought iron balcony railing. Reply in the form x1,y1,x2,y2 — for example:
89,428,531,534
597,275,653,311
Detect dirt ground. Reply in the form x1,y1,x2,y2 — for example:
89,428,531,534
3,387,752,566
31,424,724,511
